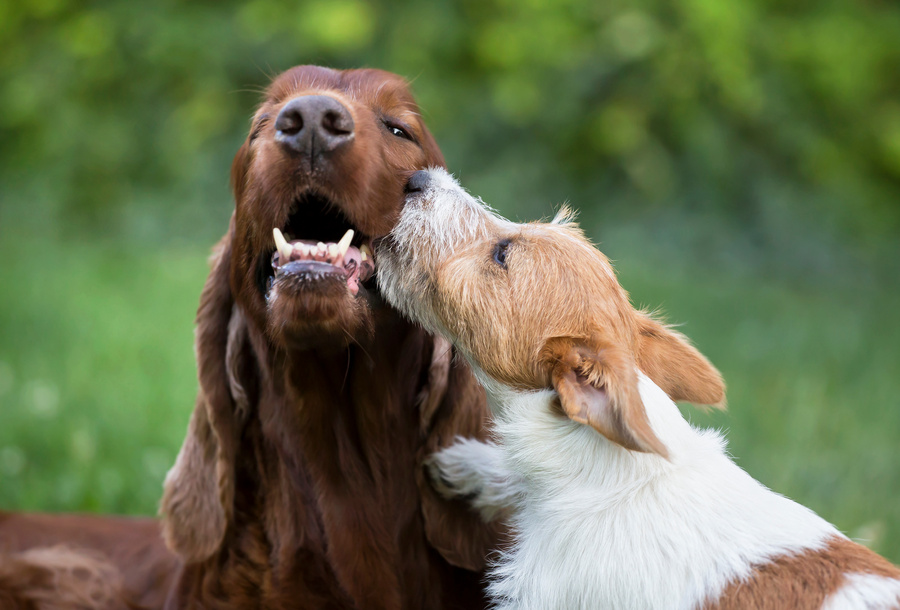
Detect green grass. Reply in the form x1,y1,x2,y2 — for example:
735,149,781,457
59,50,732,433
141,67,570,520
0,228,897,562
0,234,208,514
611,249,900,562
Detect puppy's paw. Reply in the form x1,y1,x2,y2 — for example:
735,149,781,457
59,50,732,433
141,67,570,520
424,452,483,502
424,438,514,522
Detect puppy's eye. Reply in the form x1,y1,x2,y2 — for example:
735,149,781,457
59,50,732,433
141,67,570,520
493,239,511,269
384,121,413,141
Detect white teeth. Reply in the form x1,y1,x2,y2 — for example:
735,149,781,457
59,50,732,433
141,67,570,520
337,229,354,258
360,244,373,263
275,230,362,266
273,228,293,263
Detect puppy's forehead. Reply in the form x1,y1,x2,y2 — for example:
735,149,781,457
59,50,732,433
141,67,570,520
519,222,590,252
510,224,620,294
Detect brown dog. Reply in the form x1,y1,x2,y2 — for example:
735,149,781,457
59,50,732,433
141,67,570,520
158,66,499,609
0,66,498,610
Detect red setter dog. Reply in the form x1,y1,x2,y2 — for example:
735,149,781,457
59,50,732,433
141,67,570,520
0,66,499,609
159,64,499,609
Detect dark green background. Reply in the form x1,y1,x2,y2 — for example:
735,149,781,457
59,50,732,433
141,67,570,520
1,0,898,560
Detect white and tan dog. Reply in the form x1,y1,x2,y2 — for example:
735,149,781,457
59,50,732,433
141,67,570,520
376,168,900,610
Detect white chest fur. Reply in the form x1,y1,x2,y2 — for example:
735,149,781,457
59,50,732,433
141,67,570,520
466,374,838,610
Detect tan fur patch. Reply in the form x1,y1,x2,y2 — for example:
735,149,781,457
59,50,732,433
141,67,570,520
703,536,900,609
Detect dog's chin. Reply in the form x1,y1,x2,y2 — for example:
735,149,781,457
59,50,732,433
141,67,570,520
265,275,373,350
254,192,381,350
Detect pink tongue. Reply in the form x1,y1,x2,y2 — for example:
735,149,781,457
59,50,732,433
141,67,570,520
341,246,375,295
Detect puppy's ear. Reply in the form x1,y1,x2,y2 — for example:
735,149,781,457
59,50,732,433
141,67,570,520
541,337,668,458
634,312,726,408
160,234,254,562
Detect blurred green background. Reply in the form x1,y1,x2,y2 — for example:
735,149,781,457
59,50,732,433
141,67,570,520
1,0,898,560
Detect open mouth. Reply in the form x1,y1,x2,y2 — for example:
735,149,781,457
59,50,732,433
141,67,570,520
263,194,376,297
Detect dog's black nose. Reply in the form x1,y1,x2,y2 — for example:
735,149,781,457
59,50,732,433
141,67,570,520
405,170,431,194
275,95,354,156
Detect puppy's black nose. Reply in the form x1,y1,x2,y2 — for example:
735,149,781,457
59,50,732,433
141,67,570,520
405,170,431,194
275,95,354,156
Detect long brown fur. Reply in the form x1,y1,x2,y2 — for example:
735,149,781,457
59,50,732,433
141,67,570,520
159,66,499,609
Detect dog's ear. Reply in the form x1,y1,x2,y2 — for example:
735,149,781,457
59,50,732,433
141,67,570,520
160,233,254,562
230,137,251,204
417,335,452,435
541,337,668,458
160,396,227,562
634,312,726,408
418,337,503,571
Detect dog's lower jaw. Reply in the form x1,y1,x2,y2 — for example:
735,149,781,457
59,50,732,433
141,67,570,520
265,279,373,350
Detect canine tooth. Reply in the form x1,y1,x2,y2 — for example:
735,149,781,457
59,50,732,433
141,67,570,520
337,229,354,258
360,244,373,262
273,228,293,263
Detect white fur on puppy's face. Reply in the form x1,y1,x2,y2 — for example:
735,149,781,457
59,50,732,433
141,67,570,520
376,168,500,341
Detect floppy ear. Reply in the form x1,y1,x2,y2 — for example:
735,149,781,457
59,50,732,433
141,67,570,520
417,337,504,571
160,234,254,562
160,396,225,562
634,312,726,408
230,139,251,204
417,335,452,435
541,337,668,458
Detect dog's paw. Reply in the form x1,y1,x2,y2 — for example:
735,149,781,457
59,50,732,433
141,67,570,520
424,438,514,522
424,451,483,502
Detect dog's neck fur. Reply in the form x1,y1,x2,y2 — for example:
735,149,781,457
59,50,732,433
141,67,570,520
478,370,838,610
179,312,491,610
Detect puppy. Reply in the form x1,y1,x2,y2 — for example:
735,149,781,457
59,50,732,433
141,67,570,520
376,168,900,609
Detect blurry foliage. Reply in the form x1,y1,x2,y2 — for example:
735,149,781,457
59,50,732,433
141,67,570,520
1,0,899,267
